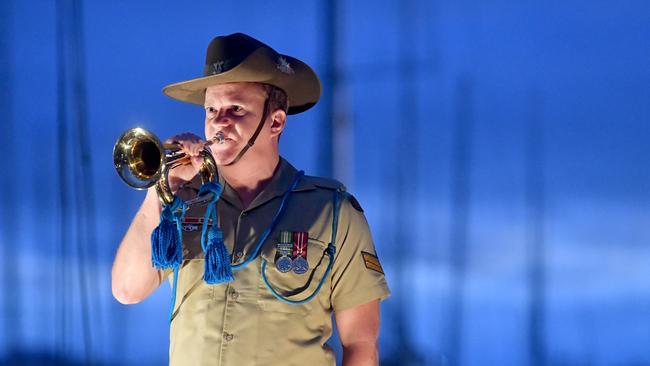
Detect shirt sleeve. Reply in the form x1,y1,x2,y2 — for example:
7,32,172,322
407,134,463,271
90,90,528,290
330,193,391,312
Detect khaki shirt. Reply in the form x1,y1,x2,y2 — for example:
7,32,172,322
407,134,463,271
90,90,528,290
166,158,390,365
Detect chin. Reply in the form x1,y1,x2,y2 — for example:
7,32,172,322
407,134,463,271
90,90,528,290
211,151,237,166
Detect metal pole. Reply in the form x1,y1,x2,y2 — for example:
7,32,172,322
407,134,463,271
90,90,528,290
55,0,71,360
445,76,473,366
318,0,337,178
383,0,424,364
0,0,20,361
525,88,546,366
70,0,100,363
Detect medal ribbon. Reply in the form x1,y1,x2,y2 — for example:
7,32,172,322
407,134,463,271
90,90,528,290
292,232,308,259
277,231,293,256
182,216,213,225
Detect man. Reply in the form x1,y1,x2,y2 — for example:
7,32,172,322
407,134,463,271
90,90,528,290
112,33,390,365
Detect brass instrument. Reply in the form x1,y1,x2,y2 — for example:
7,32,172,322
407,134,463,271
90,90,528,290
113,127,222,205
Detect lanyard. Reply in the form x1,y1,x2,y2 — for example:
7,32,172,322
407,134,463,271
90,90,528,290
261,189,341,305
231,170,304,270
169,170,304,321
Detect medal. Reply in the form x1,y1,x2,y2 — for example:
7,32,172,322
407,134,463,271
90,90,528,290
292,256,308,275
275,231,293,273
291,231,309,275
276,255,292,273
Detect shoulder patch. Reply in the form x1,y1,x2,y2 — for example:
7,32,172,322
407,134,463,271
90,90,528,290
346,193,364,212
361,251,384,274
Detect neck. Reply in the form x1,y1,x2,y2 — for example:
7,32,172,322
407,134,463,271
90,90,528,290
218,153,279,209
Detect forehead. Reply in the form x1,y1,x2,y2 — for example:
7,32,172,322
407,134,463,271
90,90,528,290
204,82,266,105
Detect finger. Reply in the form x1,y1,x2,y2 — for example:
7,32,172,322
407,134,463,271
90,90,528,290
179,139,203,156
190,155,204,170
165,132,202,145
190,141,205,156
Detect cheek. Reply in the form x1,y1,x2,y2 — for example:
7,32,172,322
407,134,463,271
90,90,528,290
233,116,254,132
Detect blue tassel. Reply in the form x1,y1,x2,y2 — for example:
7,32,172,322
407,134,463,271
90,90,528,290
150,196,185,270
198,182,233,284
203,226,234,284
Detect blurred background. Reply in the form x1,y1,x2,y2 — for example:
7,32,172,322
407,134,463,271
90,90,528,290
1,0,649,365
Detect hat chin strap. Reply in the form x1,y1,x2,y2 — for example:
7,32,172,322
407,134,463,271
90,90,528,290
224,97,271,166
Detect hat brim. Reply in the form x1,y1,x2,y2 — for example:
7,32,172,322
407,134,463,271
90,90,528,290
162,48,321,115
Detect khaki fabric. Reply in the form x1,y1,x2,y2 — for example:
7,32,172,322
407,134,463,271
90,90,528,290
166,158,390,366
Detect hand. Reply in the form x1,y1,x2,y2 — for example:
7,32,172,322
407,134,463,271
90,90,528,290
164,132,205,192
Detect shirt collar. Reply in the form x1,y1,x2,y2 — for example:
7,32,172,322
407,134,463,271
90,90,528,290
186,157,317,211
218,157,312,211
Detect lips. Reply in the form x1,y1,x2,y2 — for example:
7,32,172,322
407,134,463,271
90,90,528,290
213,136,235,145
211,130,235,144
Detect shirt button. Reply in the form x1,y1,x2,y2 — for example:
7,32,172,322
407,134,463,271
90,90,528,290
235,251,244,259
230,291,239,300
224,333,234,342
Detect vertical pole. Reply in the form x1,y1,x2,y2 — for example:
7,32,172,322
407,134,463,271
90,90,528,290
0,0,20,361
382,0,424,364
526,89,546,366
70,0,99,363
56,0,95,363
55,0,70,360
318,0,337,178
445,77,473,366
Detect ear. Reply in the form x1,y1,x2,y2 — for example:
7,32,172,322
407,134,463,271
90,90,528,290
269,109,287,138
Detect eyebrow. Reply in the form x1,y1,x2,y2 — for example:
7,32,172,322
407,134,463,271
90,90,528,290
204,94,261,108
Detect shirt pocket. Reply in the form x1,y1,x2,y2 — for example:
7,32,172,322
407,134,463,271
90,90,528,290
257,237,332,315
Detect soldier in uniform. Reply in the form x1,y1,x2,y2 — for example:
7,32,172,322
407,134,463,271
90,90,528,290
112,33,390,365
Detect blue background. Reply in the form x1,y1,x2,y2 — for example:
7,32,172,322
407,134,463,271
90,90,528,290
1,0,649,365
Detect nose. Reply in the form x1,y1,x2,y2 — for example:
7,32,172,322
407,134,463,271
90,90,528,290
207,109,231,128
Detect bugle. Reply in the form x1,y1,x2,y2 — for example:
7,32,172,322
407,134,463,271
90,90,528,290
113,127,221,205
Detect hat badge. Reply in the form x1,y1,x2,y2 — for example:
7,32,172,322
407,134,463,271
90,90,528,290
212,61,225,74
277,56,294,75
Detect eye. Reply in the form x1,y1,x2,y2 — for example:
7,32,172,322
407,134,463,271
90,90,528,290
230,105,245,115
205,106,217,114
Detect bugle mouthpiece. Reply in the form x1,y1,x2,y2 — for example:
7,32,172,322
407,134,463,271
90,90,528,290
215,131,226,145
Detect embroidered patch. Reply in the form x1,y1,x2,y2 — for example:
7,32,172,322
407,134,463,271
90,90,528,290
277,56,295,74
361,251,384,274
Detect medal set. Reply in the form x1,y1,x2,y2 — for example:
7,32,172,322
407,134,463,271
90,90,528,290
275,231,309,274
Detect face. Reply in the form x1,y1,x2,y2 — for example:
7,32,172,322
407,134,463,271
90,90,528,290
203,82,281,165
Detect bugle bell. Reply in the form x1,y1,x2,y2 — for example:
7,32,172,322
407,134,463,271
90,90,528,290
113,127,220,205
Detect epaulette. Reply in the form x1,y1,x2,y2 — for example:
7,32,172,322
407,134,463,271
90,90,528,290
304,175,347,192
343,192,364,212
304,176,365,213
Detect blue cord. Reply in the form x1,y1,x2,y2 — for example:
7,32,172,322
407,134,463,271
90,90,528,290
198,182,223,253
231,171,304,271
168,202,185,322
169,267,179,322
261,189,342,305
168,170,305,321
